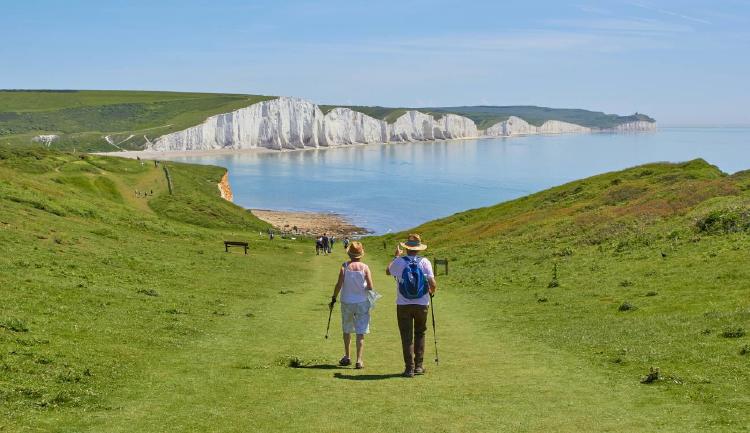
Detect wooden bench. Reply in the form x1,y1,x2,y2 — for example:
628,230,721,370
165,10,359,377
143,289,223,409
224,241,249,255
434,258,449,275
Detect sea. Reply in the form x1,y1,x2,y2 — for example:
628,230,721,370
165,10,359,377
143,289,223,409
165,127,750,234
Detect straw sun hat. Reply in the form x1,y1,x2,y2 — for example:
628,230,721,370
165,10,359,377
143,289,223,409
347,241,365,259
400,233,427,251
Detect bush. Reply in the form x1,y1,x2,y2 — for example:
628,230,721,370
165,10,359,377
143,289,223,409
618,302,637,312
696,208,750,234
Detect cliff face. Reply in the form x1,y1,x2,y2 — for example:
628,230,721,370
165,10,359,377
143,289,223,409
482,116,591,137
152,97,481,151
611,121,658,132
151,97,655,152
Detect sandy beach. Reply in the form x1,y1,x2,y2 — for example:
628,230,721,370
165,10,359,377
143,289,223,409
251,209,369,237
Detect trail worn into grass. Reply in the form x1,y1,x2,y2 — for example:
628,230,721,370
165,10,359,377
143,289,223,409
63,251,711,433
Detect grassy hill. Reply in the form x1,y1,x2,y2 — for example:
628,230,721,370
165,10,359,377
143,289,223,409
0,90,276,152
1,90,654,154
373,158,750,430
321,104,655,129
1,147,747,431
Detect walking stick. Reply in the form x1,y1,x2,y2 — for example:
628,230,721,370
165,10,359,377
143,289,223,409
325,303,334,339
430,294,439,364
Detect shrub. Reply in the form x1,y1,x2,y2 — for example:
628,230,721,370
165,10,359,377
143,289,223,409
618,302,637,312
696,208,750,234
640,367,660,384
721,328,745,338
740,345,749,355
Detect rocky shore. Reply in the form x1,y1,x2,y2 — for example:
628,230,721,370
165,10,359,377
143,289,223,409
251,209,368,237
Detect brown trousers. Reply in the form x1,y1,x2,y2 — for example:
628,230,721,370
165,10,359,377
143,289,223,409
397,304,429,370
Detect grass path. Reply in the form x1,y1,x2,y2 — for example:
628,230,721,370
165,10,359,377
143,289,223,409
51,247,708,433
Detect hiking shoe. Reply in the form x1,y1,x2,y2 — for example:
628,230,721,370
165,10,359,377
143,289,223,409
338,356,351,367
402,369,415,378
355,362,364,369
414,366,426,375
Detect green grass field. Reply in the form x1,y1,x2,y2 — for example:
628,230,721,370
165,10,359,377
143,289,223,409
1,147,747,432
0,90,276,152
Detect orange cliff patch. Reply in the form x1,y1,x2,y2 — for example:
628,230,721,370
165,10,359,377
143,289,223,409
218,171,233,202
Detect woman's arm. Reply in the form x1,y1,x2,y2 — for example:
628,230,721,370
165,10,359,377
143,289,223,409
364,266,375,291
329,267,344,309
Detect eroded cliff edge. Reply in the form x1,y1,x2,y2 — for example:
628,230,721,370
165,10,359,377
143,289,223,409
151,96,656,152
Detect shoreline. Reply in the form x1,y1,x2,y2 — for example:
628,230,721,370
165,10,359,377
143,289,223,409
250,209,370,238
94,128,656,160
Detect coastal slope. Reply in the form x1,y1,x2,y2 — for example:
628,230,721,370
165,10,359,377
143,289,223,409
1,148,746,432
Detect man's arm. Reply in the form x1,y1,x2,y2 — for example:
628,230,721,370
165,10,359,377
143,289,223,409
386,246,403,275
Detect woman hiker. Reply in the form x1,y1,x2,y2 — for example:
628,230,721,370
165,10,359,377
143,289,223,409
329,242,375,369
386,234,437,378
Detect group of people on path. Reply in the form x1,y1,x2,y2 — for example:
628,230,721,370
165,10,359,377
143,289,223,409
316,234,350,255
329,233,437,378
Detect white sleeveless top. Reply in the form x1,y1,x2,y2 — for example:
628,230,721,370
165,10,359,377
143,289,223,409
340,262,369,304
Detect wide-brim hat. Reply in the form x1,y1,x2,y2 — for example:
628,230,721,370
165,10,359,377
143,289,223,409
347,241,364,258
400,234,427,251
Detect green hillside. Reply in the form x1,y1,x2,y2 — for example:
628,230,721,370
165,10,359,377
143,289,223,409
321,104,655,129
430,105,655,129
373,159,750,430
0,90,276,152
1,147,747,431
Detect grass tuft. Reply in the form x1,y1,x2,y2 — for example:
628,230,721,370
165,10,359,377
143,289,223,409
720,328,746,338
0,318,29,332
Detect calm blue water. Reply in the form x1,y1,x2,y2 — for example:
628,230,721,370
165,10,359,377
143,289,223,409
166,128,749,234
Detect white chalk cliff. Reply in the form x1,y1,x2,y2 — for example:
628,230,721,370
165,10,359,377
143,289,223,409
150,96,655,152
482,116,591,137
610,120,658,132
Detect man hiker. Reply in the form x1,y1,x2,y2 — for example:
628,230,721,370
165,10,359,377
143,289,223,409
386,234,437,378
321,233,330,255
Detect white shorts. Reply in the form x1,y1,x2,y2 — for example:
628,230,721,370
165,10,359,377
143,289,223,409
341,301,370,335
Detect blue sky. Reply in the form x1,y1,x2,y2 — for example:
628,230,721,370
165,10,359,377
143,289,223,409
2,0,749,125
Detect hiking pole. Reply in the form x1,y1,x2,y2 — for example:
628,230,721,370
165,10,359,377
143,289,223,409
430,294,439,364
325,302,334,339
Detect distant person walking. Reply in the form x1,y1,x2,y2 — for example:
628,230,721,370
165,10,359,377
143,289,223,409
386,234,437,378
343,237,350,250
316,237,324,255
329,242,375,369
329,236,336,253
322,233,330,255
